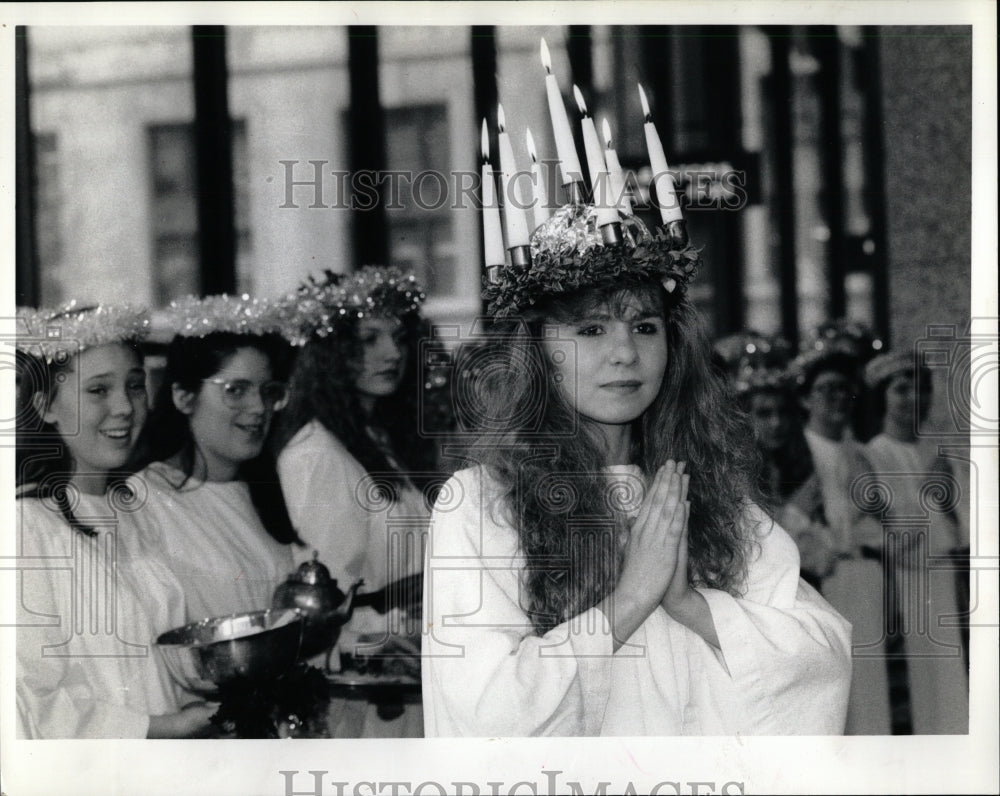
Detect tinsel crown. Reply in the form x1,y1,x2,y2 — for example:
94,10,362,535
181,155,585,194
714,331,794,396
864,351,912,389
483,204,701,318
789,319,883,388
278,265,426,347
16,301,151,364
165,293,289,340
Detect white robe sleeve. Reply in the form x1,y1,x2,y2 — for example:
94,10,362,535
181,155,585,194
422,468,615,737
16,558,150,739
277,424,372,584
694,505,853,734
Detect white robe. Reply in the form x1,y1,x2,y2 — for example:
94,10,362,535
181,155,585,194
865,433,968,734
16,492,186,738
124,462,295,622
421,465,852,736
804,428,892,734
277,420,429,649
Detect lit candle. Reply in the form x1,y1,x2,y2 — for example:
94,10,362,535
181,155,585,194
638,83,683,224
480,119,505,270
525,127,550,230
496,104,530,249
573,85,618,229
602,117,633,215
540,38,583,187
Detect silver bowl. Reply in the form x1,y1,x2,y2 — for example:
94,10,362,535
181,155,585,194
155,608,303,697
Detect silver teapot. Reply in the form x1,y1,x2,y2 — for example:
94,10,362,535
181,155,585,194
271,552,363,668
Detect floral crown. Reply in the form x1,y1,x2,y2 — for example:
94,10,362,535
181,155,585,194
165,293,288,340
278,265,426,347
483,206,701,318
480,39,701,319
15,301,151,364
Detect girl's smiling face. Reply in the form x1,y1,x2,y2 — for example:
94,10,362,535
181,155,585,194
174,346,277,481
40,343,148,491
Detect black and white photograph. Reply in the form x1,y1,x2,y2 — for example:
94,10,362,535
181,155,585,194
1,2,996,794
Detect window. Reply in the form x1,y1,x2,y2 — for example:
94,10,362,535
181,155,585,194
147,120,251,303
33,132,63,305
384,104,456,297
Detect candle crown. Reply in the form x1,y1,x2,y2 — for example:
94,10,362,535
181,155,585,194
479,40,700,319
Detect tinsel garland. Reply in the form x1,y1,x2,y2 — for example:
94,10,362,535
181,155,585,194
280,265,426,347
16,302,151,363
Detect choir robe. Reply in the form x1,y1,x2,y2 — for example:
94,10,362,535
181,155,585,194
865,432,968,734
422,465,853,736
16,492,185,738
277,420,428,649
124,462,294,623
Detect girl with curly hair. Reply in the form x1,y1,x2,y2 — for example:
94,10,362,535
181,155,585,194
422,184,851,733
15,304,214,738
274,267,440,655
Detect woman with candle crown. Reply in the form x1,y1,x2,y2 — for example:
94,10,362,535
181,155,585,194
423,67,851,735
123,294,300,623
15,303,215,738
273,266,441,662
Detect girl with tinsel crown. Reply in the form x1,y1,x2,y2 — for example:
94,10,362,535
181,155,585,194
15,303,215,738
863,350,968,733
717,333,837,590
123,295,301,622
273,266,441,662
789,332,889,734
422,64,851,735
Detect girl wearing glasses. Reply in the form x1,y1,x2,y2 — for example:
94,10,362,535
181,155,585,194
15,304,215,738
274,267,439,657
791,341,889,734
124,295,300,622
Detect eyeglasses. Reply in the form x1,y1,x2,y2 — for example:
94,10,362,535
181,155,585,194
202,378,290,411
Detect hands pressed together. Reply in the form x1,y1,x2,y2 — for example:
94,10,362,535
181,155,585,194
599,461,720,652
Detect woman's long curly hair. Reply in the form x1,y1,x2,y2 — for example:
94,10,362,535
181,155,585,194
273,310,440,500
125,331,301,546
16,344,141,536
468,279,762,634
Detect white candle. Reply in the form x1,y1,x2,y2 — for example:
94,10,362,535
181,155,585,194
496,104,530,249
525,127,550,230
638,83,684,224
602,117,633,215
573,85,618,229
481,119,505,267
540,38,583,187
